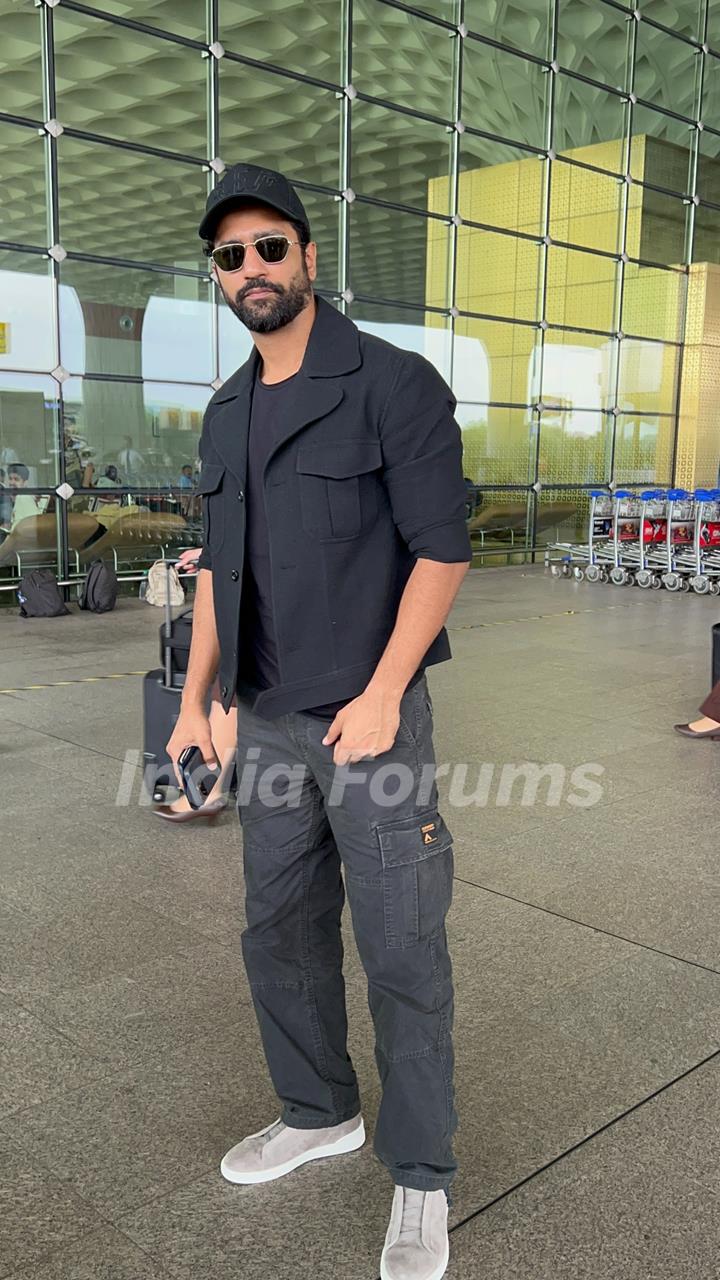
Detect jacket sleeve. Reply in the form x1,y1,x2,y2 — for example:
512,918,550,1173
195,433,213,572
379,352,473,562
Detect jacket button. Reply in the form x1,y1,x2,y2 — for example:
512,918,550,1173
237,490,244,501
222,685,228,698
231,569,239,580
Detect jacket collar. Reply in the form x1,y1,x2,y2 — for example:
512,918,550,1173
209,295,361,407
206,296,360,484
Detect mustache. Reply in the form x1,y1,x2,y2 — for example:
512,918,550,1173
236,280,284,301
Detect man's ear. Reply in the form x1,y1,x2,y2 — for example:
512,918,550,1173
305,241,318,284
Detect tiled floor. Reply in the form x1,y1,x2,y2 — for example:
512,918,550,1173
1,565,719,1279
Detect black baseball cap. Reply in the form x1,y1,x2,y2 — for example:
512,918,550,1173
198,162,311,244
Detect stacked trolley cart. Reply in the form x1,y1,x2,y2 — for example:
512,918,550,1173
545,488,720,594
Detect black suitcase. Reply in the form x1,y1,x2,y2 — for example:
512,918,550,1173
142,563,204,800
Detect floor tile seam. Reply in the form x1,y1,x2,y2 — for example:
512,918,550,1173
452,875,720,981
436,1045,720,1249
0,718,138,766
442,777,664,837
0,986,126,1078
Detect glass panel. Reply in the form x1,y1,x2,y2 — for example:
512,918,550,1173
0,0,44,119
545,244,619,332
459,136,546,235
220,63,342,191
468,484,533,557
456,403,536,486
219,299,256,382
90,0,208,41
54,10,208,156
695,126,720,203
538,408,612,484
349,202,451,308
556,0,632,92
0,120,48,249
61,376,210,493
617,339,680,417
549,161,623,255
465,0,552,59
0,488,59,569
453,316,541,405
456,227,543,322
462,38,549,149
621,262,686,341
709,2,720,53
352,99,454,214
57,136,208,269
0,373,59,486
535,487,591,546
628,186,689,264
630,131,694,196
0,252,56,374
59,261,215,383
629,106,696,185
352,303,452,383
352,0,456,120
553,75,629,172
220,0,341,80
702,53,720,131
613,413,675,484
647,0,704,42
541,330,618,412
693,202,720,264
634,24,701,118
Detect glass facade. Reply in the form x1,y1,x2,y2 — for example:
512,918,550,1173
2,0,720,582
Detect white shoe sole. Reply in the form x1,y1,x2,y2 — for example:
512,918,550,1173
380,1237,449,1280
220,1118,366,1185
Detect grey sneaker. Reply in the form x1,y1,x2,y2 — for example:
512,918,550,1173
380,1187,449,1280
220,1115,365,1185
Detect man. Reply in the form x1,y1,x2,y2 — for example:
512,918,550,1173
1,464,48,532
117,435,144,486
167,162,472,1280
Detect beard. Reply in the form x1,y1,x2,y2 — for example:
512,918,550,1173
223,265,313,334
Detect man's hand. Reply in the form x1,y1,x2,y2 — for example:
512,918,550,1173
322,688,403,766
166,705,218,787
177,547,203,575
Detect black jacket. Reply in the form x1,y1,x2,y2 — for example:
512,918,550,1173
196,296,472,718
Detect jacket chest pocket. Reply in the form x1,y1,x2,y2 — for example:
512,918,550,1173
196,463,226,554
295,439,382,541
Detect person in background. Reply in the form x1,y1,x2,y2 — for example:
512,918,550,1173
2,464,49,530
674,686,720,739
178,464,195,517
0,467,13,528
153,545,238,821
62,422,88,489
117,435,145,486
89,464,123,515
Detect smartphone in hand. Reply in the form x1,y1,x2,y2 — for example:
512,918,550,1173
177,744,216,809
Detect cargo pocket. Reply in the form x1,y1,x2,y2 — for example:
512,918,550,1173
374,808,454,948
196,463,225,554
296,439,382,540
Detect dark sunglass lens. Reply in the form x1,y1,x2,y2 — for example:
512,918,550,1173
213,244,245,272
256,236,290,263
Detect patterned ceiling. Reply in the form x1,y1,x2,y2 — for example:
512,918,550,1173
1,0,719,308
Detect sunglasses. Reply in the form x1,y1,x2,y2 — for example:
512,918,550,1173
210,234,300,273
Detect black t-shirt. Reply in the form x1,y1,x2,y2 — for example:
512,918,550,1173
237,364,422,718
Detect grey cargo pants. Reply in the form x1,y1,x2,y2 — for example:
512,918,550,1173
234,672,458,1194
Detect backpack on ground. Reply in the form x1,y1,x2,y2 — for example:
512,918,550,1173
17,569,70,618
145,559,185,608
79,559,118,613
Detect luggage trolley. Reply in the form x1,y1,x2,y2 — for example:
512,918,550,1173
546,490,614,581
686,489,720,595
634,490,668,590
658,489,695,592
606,489,644,586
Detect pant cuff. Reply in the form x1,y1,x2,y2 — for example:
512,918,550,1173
281,1105,362,1130
392,1173,455,1195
